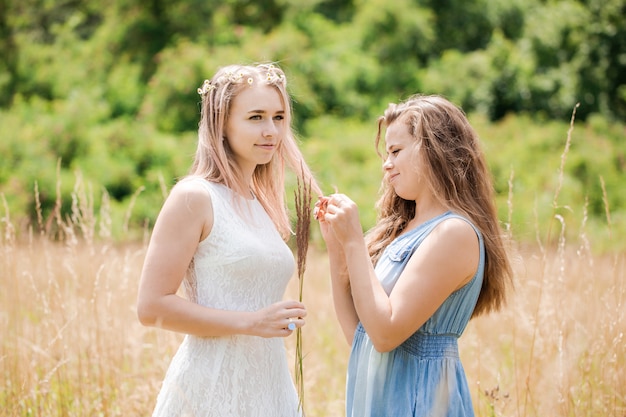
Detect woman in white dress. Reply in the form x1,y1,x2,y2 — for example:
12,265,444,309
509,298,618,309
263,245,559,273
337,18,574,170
137,63,320,417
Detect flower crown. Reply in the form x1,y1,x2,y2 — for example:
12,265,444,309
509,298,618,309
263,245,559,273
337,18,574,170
197,79,215,96
197,65,285,97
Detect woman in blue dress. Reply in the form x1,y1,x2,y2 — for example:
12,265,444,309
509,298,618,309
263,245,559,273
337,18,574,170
315,95,513,417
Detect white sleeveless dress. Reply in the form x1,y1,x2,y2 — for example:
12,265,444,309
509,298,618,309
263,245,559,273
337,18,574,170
152,178,301,417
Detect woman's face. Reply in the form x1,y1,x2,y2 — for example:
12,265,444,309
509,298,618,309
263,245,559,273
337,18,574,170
382,119,427,201
224,84,285,176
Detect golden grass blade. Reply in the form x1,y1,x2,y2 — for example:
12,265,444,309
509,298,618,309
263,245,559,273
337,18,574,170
294,171,312,416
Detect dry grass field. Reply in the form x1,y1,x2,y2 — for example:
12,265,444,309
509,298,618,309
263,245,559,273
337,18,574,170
2,115,625,415
1,219,624,416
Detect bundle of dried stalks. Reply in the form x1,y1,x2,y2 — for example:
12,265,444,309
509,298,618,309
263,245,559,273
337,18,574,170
294,174,312,416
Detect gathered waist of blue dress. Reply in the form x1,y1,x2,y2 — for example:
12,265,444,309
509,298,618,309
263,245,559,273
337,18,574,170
356,324,459,358
399,332,459,358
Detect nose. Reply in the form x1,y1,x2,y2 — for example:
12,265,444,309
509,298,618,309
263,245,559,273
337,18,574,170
263,120,278,138
383,156,393,171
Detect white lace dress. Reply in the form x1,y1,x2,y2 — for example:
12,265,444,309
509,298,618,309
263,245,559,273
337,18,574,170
151,179,301,417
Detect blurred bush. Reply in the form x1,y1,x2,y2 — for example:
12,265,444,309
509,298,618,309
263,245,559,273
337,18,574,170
0,0,624,248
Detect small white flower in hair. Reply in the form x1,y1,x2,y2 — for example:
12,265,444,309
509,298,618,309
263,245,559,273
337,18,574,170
197,79,214,96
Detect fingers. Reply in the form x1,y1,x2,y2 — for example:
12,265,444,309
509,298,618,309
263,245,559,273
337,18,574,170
329,193,353,207
284,316,304,332
248,301,308,338
315,193,354,221
273,301,306,335
314,196,329,220
279,299,307,315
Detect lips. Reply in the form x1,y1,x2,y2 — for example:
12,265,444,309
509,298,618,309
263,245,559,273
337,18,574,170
256,143,276,150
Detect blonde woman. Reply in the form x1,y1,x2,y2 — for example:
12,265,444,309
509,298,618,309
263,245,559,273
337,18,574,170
137,63,319,417
316,95,513,417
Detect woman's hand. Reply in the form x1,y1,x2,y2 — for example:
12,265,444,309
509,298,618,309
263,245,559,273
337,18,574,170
250,300,307,338
314,195,330,221
315,196,340,250
318,193,362,245
314,193,364,345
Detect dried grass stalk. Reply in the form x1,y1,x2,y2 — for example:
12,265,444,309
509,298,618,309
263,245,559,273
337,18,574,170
294,173,312,416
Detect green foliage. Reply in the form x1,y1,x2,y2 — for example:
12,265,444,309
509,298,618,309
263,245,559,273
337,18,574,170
423,0,493,52
301,116,383,229
0,0,624,249
471,111,624,246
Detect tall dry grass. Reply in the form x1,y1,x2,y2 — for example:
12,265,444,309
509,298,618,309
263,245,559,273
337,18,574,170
1,109,624,416
1,221,623,416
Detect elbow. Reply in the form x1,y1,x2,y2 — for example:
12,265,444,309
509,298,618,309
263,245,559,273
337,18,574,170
359,320,399,352
136,297,160,327
371,339,397,353
368,332,402,353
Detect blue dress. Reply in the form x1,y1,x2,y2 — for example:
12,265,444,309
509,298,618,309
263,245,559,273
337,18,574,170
346,212,484,417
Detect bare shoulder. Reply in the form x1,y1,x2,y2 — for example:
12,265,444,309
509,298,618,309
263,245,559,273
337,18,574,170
395,215,481,314
159,179,214,240
431,216,478,247
416,215,480,289
168,178,213,208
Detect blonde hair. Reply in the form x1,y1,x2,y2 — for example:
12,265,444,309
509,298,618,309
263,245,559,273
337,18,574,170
366,94,513,317
190,63,320,239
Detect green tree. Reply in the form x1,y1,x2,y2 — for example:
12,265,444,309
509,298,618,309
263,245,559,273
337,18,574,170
577,0,626,119
422,0,493,52
0,0,18,106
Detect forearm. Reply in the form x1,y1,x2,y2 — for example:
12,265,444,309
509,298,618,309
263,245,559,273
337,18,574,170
342,240,395,350
327,246,359,344
330,268,359,345
138,293,255,337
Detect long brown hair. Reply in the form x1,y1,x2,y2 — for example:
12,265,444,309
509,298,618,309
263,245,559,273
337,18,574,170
366,94,512,317
191,63,320,239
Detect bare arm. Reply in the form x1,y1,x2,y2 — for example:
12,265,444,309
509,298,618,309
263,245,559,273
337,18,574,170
136,181,305,338
324,195,479,352
318,216,359,345
317,197,359,344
